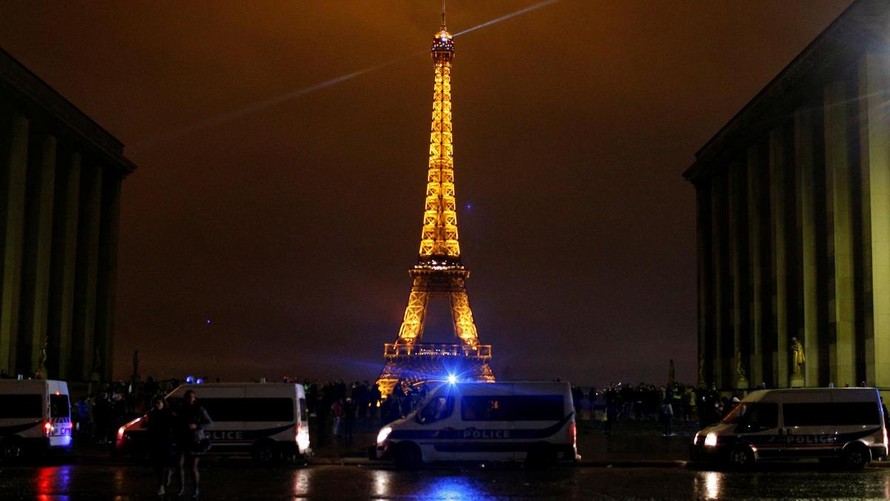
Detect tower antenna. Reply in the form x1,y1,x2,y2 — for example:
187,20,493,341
441,0,447,29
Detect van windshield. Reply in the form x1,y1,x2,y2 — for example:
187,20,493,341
721,402,778,432
721,402,748,424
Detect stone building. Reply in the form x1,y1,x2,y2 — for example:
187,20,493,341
684,0,890,390
0,48,135,381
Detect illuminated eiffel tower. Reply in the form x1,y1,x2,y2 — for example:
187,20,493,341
376,8,495,397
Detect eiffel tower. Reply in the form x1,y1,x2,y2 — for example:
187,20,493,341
376,8,495,397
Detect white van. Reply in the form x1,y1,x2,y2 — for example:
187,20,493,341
0,379,73,461
690,387,888,468
374,381,578,467
116,382,311,464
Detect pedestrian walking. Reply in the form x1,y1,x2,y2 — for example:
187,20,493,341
660,399,674,436
175,390,212,498
145,396,175,495
331,397,345,439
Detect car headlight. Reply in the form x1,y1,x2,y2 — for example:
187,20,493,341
704,432,718,447
377,426,392,444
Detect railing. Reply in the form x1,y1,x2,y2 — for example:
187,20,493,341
384,342,492,359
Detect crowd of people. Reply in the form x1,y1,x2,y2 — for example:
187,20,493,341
568,381,749,436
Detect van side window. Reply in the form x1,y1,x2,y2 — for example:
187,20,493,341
192,398,295,422
418,396,454,424
461,395,565,421
0,395,42,418
784,402,880,427
834,402,882,425
299,398,308,422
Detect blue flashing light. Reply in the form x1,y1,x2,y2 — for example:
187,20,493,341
447,374,458,385
185,376,195,384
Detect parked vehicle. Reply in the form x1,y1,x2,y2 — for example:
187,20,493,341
373,381,578,468
0,379,73,461
116,382,311,464
690,387,888,469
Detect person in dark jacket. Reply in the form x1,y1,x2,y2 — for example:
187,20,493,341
145,396,175,495
175,390,212,498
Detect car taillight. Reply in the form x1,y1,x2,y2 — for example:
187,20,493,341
295,421,310,452
44,420,54,436
569,421,577,447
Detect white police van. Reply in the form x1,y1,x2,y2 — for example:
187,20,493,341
374,381,578,468
116,382,311,464
691,387,888,469
0,379,73,461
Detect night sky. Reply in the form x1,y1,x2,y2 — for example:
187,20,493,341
0,1,852,386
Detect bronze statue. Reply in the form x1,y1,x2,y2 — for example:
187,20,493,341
38,339,47,370
791,337,805,375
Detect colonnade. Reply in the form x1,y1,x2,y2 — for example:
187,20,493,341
0,67,133,382
690,48,890,389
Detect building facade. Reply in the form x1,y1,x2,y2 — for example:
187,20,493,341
0,49,135,382
684,0,890,390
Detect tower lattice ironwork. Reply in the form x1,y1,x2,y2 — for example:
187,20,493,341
376,11,495,397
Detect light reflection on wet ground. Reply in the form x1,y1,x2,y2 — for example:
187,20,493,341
3,461,890,499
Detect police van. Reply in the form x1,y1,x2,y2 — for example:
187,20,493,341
0,379,73,461
116,382,311,464
690,387,888,469
374,381,578,468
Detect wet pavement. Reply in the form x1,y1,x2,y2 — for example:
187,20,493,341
4,459,890,499
3,418,890,499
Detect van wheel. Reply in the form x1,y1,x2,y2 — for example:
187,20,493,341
252,441,281,466
841,443,870,469
393,443,421,470
727,445,754,469
0,437,24,462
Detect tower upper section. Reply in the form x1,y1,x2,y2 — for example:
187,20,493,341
419,20,460,261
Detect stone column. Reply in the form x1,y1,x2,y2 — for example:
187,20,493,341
729,160,748,389
858,51,890,387
770,127,792,386
95,174,121,382
747,143,765,386
711,173,726,386
0,113,28,377
824,80,856,387
795,107,820,386
696,184,711,387
73,163,102,381
20,133,56,377
50,151,81,380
